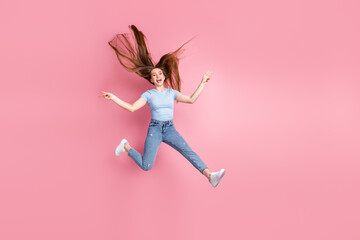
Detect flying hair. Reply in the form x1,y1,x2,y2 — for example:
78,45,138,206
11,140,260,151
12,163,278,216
108,25,195,92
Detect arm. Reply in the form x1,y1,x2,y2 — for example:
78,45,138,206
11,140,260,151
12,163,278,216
112,96,147,112
175,71,211,104
175,81,206,104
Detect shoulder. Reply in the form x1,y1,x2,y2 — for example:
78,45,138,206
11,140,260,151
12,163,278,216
168,88,180,94
141,89,153,100
141,90,149,95
142,89,154,94
168,88,180,100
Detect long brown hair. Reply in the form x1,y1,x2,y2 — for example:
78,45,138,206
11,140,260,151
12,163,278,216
108,25,194,92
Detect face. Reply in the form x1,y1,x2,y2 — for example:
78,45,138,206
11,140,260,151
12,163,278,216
150,68,165,86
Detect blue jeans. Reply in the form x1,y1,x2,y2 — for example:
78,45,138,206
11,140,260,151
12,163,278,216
128,119,208,173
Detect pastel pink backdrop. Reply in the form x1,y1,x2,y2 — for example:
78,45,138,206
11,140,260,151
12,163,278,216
1,0,359,239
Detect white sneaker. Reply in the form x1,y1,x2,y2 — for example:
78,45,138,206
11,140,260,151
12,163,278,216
209,169,226,187
115,139,129,156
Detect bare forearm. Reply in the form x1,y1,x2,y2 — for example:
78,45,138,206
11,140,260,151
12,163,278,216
112,96,133,112
191,81,206,103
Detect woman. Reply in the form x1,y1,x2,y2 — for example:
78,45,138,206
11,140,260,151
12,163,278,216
100,25,225,187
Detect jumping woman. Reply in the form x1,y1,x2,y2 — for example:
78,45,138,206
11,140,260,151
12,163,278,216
100,25,225,187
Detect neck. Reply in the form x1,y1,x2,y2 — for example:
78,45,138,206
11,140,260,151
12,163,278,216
155,85,165,92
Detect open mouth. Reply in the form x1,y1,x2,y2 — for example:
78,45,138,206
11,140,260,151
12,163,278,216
156,79,161,83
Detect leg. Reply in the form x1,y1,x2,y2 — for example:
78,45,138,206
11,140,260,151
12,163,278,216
163,126,208,175
124,143,132,152
202,168,211,181
127,125,162,171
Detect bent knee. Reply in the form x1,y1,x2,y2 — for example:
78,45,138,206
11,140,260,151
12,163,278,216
142,163,154,171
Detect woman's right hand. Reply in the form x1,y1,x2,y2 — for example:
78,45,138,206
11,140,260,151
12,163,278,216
99,91,116,100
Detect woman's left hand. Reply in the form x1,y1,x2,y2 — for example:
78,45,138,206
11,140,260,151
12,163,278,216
201,70,212,84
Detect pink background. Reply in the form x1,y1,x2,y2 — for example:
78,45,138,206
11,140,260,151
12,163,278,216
1,0,359,239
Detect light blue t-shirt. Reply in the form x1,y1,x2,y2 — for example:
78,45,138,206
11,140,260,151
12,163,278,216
140,88,180,121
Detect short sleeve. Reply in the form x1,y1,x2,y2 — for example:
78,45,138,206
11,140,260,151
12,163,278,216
141,91,150,102
171,89,180,100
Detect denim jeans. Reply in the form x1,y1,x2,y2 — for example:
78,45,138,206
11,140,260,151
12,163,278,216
128,119,208,173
